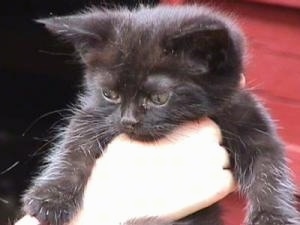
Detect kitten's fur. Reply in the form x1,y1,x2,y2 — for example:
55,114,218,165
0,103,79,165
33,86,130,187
23,5,299,225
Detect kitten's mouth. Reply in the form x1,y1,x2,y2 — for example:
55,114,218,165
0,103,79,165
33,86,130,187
122,128,166,143
128,133,162,142
123,130,150,142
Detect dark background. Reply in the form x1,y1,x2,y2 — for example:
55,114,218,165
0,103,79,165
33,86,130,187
0,0,158,223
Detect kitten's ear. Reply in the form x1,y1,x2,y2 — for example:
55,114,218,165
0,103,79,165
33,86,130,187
164,24,230,71
36,13,112,55
167,24,229,49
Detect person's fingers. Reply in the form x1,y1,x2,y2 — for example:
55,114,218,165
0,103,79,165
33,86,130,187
171,118,222,144
216,169,237,195
196,118,222,143
15,215,39,225
67,118,232,225
211,145,231,169
240,73,246,88
163,169,236,221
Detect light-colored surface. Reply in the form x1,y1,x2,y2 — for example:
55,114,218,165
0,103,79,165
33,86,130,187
17,119,235,225
73,119,235,225
15,215,39,225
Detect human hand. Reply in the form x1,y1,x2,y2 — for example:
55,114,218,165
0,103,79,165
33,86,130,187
72,118,235,224
16,118,235,225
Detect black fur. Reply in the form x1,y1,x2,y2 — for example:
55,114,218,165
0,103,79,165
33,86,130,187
23,5,299,225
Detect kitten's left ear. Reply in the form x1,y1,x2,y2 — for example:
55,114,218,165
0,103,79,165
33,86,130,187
36,12,112,54
164,24,231,71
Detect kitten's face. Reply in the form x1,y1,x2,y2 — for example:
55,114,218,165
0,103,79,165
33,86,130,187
39,5,245,141
88,68,211,141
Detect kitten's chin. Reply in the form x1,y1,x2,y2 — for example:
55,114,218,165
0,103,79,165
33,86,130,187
121,125,176,143
124,131,166,143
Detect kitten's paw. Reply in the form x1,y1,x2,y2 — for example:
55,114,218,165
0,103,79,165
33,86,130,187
23,189,78,225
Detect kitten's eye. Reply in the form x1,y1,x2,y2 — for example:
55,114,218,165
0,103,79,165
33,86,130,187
102,88,120,103
150,93,170,105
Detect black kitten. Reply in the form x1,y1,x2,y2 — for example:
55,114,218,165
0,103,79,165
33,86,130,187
23,5,299,225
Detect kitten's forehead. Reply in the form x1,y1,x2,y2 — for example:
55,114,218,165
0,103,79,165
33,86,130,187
145,75,174,88
93,66,175,91
99,6,232,70
80,5,243,88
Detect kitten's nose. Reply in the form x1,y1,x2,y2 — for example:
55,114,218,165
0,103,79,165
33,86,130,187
121,116,138,130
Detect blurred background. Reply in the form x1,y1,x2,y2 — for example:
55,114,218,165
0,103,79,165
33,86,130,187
0,0,299,224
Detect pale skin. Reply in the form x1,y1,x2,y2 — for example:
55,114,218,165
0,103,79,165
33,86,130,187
16,73,245,225
16,118,236,225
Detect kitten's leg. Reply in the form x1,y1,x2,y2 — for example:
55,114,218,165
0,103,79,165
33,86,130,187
22,143,98,225
22,118,113,225
216,94,300,225
229,137,300,225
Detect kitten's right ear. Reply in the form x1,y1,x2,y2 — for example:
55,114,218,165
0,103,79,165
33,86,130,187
36,13,112,54
163,24,231,74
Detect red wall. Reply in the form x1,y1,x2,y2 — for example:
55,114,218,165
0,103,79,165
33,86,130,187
161,1,300,224
161,0,300,187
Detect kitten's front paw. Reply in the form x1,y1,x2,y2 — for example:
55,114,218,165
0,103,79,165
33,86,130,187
249,211,298,225
23,188,79,225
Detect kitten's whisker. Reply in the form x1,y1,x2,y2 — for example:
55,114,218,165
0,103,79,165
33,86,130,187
38,50,73,56
29,140,54,157
96,139,105,155
245,79,263,91
23,109,71,137
0,161,20,175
